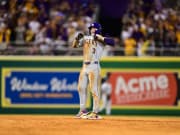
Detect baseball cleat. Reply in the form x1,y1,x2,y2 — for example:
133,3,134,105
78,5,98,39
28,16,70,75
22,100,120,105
75,110,88,119
81,112,102,120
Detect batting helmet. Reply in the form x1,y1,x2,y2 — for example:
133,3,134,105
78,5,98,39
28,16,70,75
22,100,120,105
88,22,102,34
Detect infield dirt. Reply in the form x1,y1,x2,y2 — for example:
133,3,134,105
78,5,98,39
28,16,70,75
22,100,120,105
0,115,180,135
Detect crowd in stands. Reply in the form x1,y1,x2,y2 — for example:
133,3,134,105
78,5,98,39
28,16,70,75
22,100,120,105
0,0,179,56
121,0,180,56
0,0,97,55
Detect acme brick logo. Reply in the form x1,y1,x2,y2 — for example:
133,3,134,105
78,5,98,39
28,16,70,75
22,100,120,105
110,72,177,105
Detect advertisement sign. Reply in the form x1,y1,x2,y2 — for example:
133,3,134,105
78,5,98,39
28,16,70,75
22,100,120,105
1,68,84,108
109,72,178,106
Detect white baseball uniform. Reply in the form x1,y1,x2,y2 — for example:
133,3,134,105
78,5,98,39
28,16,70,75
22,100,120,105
77,35,105,113
100,81,112,115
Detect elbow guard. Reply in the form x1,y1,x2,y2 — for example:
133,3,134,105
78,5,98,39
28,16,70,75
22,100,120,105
104,37,115,46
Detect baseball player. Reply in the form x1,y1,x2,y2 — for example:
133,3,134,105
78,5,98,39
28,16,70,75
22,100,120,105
72,22,114,119
99,73,112,115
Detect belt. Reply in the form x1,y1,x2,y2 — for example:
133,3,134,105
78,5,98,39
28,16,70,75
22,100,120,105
84,61,98,65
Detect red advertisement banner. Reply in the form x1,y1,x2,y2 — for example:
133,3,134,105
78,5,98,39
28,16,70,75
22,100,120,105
109,72,177,106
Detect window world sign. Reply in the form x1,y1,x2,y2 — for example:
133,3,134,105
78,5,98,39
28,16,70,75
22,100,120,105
1,68,84,108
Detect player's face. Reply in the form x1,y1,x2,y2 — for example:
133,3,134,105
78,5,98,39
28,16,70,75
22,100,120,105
90,27,97,35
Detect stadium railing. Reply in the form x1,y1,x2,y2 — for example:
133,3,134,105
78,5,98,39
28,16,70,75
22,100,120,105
0,42,180,56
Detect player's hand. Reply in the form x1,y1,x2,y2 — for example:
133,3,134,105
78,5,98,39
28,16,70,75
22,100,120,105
76,33,84,40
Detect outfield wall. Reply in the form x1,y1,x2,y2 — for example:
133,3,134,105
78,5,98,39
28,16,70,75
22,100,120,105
0,56,180,116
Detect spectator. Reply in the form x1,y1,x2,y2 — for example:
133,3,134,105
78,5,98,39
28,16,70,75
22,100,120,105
14,15,27,44
124,36,137,56
0,23,11,43
0,23,11,51
28,16,41,35
141,35,155,56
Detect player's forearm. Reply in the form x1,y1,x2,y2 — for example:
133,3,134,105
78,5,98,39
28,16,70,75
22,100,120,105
104,37,115,46
96,34,115,46
95,34,104,42
72,39,79,48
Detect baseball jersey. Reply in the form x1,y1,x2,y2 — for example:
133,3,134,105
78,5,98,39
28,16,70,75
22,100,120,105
101,82,112,95
78,35,104,62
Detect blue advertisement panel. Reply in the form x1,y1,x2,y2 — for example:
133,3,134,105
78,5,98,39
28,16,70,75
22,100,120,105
1,68,88,108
